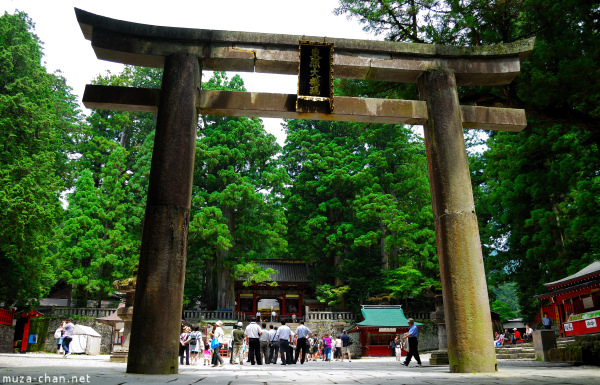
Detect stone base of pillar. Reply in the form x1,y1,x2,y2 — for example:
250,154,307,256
429,349,449,365
110,350,128,363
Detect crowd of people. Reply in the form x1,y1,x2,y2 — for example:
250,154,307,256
178,318,355,367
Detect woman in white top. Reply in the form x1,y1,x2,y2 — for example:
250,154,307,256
334,336,343,361
210,321,225,367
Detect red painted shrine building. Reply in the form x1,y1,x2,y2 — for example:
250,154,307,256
235,260,310,320
349,305,419,357
535,260,600,337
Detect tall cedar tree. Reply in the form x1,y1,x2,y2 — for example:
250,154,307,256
0,11,80,308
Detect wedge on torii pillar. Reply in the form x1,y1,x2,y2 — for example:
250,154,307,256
74,8,533,374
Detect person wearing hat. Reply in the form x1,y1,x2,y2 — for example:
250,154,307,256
401,318,422,367
511,327,521,344
210,321,225,367
232,321,245,364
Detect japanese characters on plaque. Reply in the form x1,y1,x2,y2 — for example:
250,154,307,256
297,41,334,113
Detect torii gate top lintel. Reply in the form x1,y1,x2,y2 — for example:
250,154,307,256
76,8,532,132
75,8,534,86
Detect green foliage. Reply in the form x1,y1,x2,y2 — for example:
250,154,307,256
234,262,278,287
282,117,438,312
0,11,80,308
490,300,518,323
54,146,140,306
315,284,350,307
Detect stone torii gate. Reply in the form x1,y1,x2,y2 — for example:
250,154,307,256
74,8,533,375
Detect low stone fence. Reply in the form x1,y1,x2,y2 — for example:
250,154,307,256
46,307,116,318
405,312,431,321
183,310,246,323
306,311,355,321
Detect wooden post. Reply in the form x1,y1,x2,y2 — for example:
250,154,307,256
126,53,200,374
418,67,497,373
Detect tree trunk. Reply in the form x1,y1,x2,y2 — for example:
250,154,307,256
204,256,217,309
216,207,235,309
217,259,235,309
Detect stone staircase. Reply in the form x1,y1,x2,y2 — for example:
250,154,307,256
495,342,535,359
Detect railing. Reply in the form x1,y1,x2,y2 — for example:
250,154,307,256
405,312,431,321
183,310,245,322
50,307,116,318
305,311,355,321
0,308,15,326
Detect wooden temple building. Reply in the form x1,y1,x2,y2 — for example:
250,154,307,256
235,260,311,321
349,305,420,357
535,260,600,337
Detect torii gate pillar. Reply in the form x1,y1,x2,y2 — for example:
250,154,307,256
127,53,200,374
418,68,497,373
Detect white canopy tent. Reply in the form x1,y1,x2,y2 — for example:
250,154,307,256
69,325,101,355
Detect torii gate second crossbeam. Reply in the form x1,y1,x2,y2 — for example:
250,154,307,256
74,8,533,375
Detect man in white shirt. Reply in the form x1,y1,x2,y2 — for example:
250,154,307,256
294,321,312,364
245,317,263,365
271,309,277,322
276,320,292,365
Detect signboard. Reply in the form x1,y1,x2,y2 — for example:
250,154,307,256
564,310,600,336
297,41,333,113
564,323,573,331
585,318,597,328
378,328,396,333
567,310,600,322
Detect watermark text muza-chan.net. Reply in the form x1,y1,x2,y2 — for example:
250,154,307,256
3,374,91,383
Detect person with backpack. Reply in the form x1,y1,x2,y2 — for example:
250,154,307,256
189,325,203,365
340,329,352,362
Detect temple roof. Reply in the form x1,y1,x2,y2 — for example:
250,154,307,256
355,305,422,328
96,303,124,325
544,260,600,288
237,261,310,283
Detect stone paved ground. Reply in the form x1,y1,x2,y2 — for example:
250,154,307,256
0,353,598,385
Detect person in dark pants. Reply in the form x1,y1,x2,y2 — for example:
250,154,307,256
259,322,270,364
268,325,279,363
179,326,191,365
62,319,74,357
277,321,292,365
294,321,311,364
245,317,263,365
401,318,422,367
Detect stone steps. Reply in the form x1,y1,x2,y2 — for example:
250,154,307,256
495,345,535,360
496,352,536,359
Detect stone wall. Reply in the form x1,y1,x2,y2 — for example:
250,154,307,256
43,317,114,354
0,324,15,353
416,322,439,351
